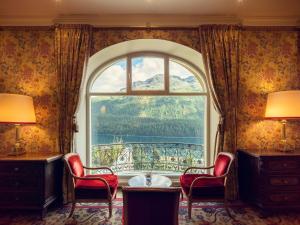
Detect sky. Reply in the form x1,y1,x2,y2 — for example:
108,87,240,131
91,57,197,93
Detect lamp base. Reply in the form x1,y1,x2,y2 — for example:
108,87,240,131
7,145,26,156
277,148,294,153
277,139,294,153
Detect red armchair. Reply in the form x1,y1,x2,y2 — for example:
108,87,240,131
180,152,235,219
122,187,181,225
63,153,118,219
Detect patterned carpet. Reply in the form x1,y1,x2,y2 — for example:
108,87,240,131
0,199,300,225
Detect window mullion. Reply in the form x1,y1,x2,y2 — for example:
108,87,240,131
165,56,169,94
127,56,132,94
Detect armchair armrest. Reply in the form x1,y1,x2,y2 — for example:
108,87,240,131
83,166,114,174
72,175,112,198
183,165,215,175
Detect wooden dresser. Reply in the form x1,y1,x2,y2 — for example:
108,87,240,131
238,149,300,212
0,153,63,217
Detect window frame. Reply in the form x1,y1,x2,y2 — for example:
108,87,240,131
86,51,211,170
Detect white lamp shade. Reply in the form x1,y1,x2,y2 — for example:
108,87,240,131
0,94,36,124
265,90,300,119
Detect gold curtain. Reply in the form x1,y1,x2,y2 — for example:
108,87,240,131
55,24,92,203
298,28,300,79
199,25,241,200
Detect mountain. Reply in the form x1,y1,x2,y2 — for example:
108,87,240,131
129,74,202,92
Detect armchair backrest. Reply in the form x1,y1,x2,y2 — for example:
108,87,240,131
213,152,234,177
122,187,181,225
64,153,85,177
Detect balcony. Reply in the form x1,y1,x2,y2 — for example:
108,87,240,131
91,142,204,175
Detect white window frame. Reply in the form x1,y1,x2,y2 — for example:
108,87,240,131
86,52,211,172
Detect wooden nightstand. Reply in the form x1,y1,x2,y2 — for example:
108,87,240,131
238,149,300,213
0,153,63,217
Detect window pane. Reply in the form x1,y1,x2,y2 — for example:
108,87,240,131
91,96,205,144
91,59,126,93
90,96,205,172
169,60,204,93
131,57,164,91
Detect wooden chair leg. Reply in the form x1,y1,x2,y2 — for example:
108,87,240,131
108,201,112,218
68,202,76,218
188,200,192,219
224,199,234,220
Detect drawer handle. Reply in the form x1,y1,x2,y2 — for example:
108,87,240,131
14,167,19,172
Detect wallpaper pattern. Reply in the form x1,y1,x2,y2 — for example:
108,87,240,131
0,27,299,154
238,30,300,150
91,28,200,55
0,29,58,153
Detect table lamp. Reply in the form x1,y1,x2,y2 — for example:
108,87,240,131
265,90,300,152
0,94,36,156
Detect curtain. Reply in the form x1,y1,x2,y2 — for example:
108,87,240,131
298,28,300,80
55,24,92,203
199,25,241,200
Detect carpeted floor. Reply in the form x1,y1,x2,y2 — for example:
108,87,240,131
0,199,300,225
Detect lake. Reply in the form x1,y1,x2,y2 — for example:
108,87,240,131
92,133,203,145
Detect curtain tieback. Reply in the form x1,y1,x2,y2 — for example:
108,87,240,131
72,116,79,133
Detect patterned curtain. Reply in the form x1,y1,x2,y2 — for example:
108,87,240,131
298,28,300,80
55,24,92,203
199,25,241,200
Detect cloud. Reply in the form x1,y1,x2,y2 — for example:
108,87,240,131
132,57,164,82
169,60,193,79
91,62,126,92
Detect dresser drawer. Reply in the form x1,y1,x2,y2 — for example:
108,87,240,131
0,163,42,175
269,176,300,186
261,158,300,173
0,175,41,190
266,192,300,204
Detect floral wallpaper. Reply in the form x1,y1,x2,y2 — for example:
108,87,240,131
0,28,58,154
91,28,200,55
0,27,299,154
238,30,300,150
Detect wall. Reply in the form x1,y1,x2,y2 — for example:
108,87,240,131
91,28,200,55
0,28,58,153
0,27,299,154
238,29,300,150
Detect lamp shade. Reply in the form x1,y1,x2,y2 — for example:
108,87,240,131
0,94,36,124
265,90,300,119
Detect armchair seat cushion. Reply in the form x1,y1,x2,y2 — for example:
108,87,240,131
75,174,118,189
75,174,118,199
180,174,224,198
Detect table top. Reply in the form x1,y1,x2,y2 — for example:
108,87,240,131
0,152,63,162
128,174,172,187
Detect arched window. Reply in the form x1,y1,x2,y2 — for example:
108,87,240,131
86,52,209,175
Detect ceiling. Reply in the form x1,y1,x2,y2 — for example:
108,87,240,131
0,0,299,26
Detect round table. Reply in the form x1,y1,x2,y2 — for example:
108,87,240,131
128,174,172,187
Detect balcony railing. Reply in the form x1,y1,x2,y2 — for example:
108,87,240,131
91,142,204,174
